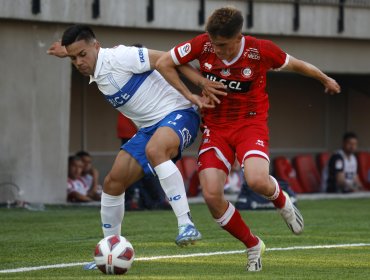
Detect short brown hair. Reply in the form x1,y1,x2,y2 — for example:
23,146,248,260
206,7,243,38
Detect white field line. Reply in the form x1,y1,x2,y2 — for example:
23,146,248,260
1,243,370,273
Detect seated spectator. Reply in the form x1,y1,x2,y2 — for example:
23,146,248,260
75,151,101,201
325,132,364,193
67,156,93,202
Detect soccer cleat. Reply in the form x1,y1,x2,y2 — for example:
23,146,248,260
246,237,265,272
175,224,202,247
277,191,304,235
83,261,97,270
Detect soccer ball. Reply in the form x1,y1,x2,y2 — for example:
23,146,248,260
94,235,135,275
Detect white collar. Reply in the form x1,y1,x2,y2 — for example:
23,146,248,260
89,47,105,84
222,36,245,66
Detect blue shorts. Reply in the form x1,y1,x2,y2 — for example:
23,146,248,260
121,107,200,176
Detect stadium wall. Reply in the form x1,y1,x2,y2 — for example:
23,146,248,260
0,20,70,203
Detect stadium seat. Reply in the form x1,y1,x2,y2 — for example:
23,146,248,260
293,154,321,193
273,156,304,193
181,156,198,180
357,151,370,190
175,160,186,179
176,156,198,190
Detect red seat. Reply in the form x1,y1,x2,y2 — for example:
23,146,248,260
293,155,321,193
176,156,198,192
175,160,186,179
273,156,304,193
316,152,330,178
357,151,370,190
181,156,198,180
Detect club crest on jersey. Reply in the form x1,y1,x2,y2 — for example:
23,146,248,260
178,43,191,58
242,67,253,78
220,68,231,77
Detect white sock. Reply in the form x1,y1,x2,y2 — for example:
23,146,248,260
154,160,193,227
263,175,281,200
214,202,235,227
100,192,125,237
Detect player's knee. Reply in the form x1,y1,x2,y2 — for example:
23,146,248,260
145,143,159,162
246,174,270,193
103,173,126,196
145,141,175,165
202,186,222,206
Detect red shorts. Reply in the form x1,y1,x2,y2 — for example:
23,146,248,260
198,121,270,175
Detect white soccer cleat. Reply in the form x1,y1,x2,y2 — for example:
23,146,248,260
278,192,304,235
246,237,265,272
175,224,202,247
83,261,97,270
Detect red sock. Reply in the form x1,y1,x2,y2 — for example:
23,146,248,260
268,176,286,209
216,202,259,248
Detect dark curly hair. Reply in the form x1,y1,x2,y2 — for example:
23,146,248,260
206,7,243,38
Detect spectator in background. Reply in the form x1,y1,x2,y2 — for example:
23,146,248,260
75,151,101,201
67,155,93,202
325,132,364,193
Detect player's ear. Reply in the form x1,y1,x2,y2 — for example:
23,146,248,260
94,40,101,50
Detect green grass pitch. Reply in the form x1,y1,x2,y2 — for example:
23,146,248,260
1,198,370,279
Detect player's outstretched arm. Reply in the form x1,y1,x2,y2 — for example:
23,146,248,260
155,51,221,109
284,56,341,95
47,40,68,58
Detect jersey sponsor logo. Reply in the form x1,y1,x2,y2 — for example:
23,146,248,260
178,43,191,58
241,67,253,78
247,48,260,60
220,68,231,77
138,48,145,63
204,73,251,93
204,63,213,70
105,71,153,108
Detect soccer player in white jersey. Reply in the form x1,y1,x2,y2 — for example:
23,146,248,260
47,25,214,269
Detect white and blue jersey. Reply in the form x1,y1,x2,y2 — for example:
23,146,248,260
89,45,200,175
89,45,192,128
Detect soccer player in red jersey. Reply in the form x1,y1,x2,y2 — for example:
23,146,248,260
157,7,341,272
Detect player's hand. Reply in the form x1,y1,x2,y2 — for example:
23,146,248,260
199,79,227,104
323,77,341,95
47,40,68,58
188,94,216,109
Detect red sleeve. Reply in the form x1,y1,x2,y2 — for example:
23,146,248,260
170,34,207,65
259,39,288,70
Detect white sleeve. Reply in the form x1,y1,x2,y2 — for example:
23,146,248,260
111,45,151,74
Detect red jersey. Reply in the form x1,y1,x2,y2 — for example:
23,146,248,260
171,34,288,127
